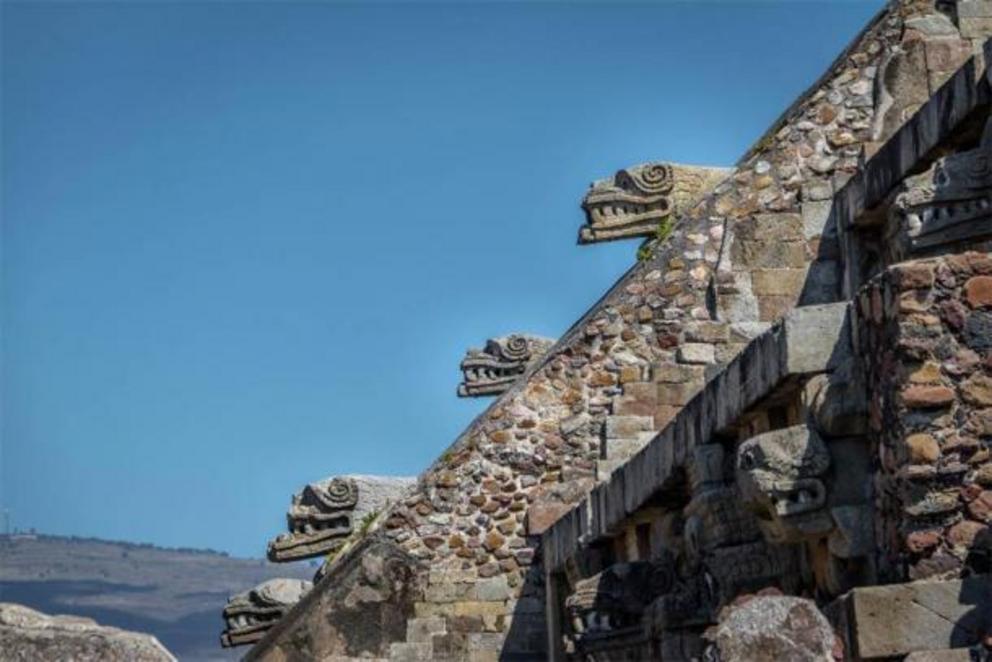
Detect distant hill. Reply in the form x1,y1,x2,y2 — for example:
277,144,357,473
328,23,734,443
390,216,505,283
0,534,315,661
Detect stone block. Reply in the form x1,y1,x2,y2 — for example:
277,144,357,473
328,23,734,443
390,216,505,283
677,343,716,365
657,381,697,406
958,0,992,17
925,39,973,73
782,303,850,375
833,577,992,659
802,200,833,239
960,17,992,38
604,415,654,438
389,642,433,662
713,596,835,662
752,268,808,296
406,616,446,643
470,576,512,602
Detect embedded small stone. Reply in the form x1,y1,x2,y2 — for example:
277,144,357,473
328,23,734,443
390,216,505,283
908,362,942,384
477,563,500,578
967,490,992,523
905,433,940,464
962,375,992,406
965,276,992,308
976,463,992,487
905,529,941,553
947,520,985,548
483,531,505,552
895,262,935,289
902,385,955,408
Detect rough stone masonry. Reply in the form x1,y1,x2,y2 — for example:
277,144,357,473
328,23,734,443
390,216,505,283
237,2,992,660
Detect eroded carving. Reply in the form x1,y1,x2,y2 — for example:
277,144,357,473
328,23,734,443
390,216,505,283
889,117,992,256
267,475,414,562
565,556,676,645
736,425,833,544
457,334,553,397
736,424,874,596
221,578,312,648
578,162,729,244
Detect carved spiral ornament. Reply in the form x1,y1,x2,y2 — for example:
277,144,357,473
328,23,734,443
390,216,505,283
500,335,531,362
625,163,674,195
315,477,358,511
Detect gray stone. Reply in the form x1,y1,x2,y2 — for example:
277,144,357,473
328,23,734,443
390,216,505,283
713,596,835,662
802,200,833,239
0,603,176,661
783,303,850,374
965,312,992,351
677,343,716,365
905,14,959,36
833,577,992,659
222,578,312,647
604,415,654,439
958,1,992,18
405,616,446,643
389,641,432,661
268,474,415,562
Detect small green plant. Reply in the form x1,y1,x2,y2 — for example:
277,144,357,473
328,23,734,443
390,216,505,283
359,510,379,535
636,215,674,262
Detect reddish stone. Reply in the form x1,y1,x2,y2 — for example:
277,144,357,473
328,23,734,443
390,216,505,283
947,520,986,548
489,430,510,443
940,299,968,330
966,276,992,308
967,490,992,523
477,562,500,578
423,535,446,550
905,529,941,553
902,385,956,408
895,262,935,290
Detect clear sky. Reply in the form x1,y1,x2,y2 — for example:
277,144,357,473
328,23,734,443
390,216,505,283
2,0,884,558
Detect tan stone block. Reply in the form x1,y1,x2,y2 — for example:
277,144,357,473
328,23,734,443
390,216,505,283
751,269,807,296
905,433,940,463
908,361,943,384
657,382,697,406
962,374,992,406
925,39,973,72
960,17,992,38
902,385,955,408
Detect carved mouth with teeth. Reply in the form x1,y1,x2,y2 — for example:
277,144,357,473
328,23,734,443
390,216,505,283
221,579,311,647
579,164,674,244
901,195,992,249
267,479,358,562
458,335,550,397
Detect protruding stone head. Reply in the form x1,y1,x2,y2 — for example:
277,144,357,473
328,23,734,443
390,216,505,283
457,334,554,397
889,118,992,257
267,475,415,562
579,162,729,244
220,578,312,647
736,424,832,544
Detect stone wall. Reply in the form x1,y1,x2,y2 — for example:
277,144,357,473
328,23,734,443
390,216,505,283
857,252,992,582
249,3,992,660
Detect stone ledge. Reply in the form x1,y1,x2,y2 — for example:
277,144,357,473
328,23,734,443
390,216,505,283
826,576,992,659
542,303,851,570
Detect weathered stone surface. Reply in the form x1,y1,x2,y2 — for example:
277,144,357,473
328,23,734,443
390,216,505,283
712,596,835,662
268,474,415,562
834,578,992,659
0,602,175,661
221,578,312,647
904,650,973,662
457,335,554,397
578,162,729,244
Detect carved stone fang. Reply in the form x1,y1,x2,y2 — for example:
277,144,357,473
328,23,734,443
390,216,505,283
457,334,553,398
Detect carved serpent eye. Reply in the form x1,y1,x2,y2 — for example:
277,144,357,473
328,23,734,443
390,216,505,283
739,447,757,471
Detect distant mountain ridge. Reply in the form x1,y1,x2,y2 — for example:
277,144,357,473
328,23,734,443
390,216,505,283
0,533,314,661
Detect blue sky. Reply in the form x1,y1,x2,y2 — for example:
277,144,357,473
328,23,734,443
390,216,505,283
2,1,884,558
